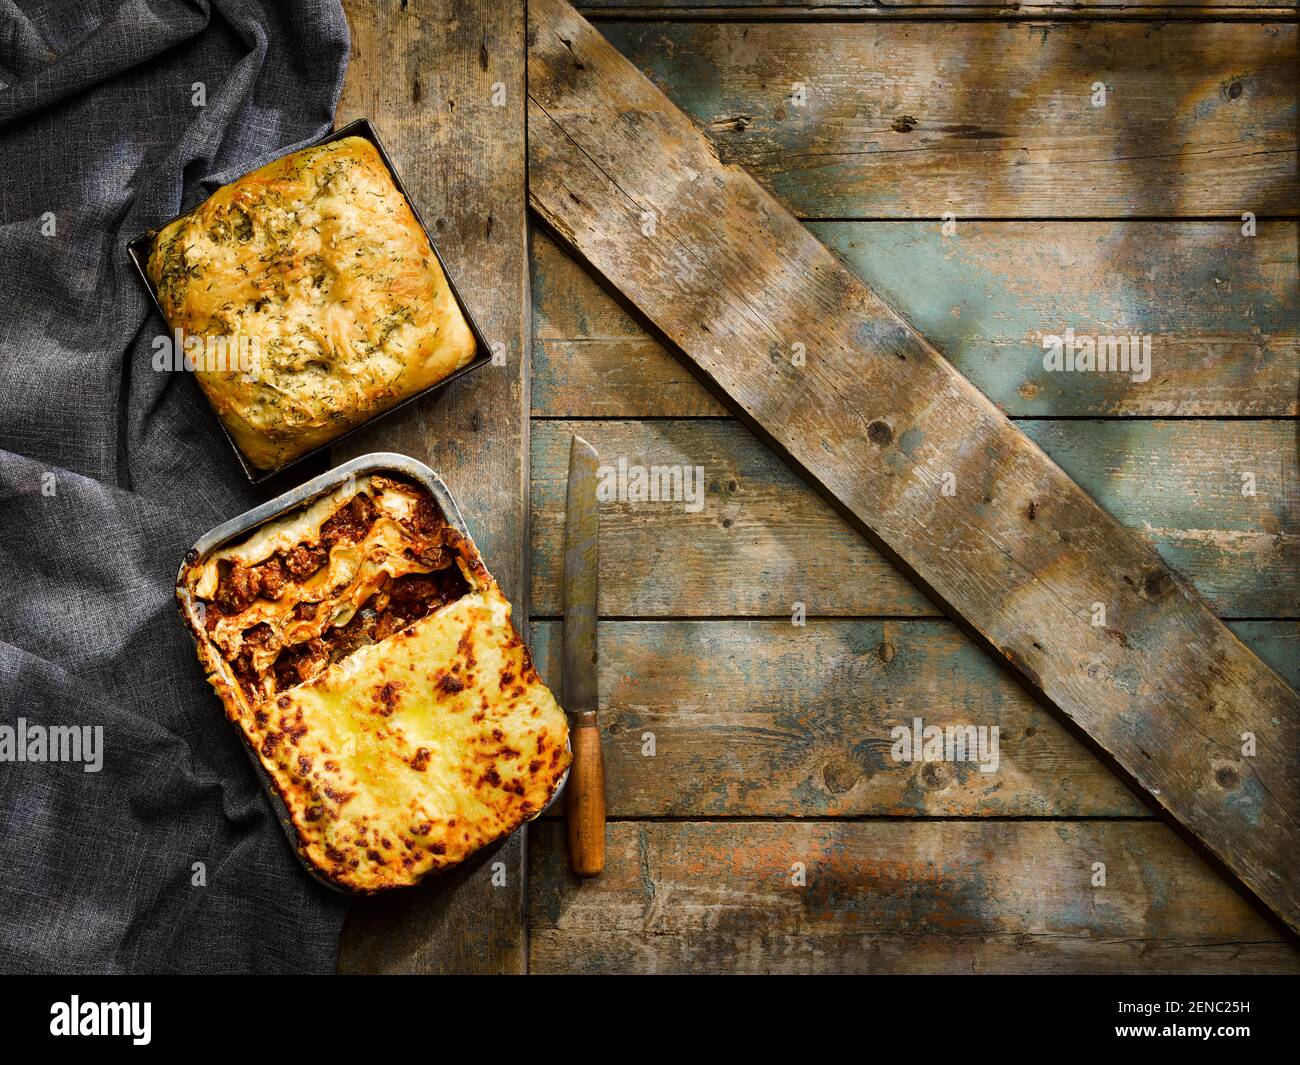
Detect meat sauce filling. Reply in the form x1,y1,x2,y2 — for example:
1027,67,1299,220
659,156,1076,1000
209,488,470,700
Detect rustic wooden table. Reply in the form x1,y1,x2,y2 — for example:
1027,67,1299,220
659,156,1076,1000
333,0,1298,973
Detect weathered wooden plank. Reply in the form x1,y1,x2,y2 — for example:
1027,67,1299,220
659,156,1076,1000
532,418,926,617
531,419,1298,618
533,224,1300,417
333,0,530,975
592,20,1297,218
526,0,1300,931
1019,420,1298,616
528,619,1297,814
581,6,1300,22
581,0,1295,11
1228,622,1300,688
528,821,1300,974
532,618,1144,817
530,620,1300,817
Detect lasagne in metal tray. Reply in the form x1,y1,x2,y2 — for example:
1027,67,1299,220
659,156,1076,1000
178,472,569,892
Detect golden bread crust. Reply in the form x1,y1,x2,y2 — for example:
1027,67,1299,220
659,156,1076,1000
148,137,477,471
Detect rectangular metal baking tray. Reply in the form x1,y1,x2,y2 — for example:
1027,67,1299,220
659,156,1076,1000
128,118,494,484
176,452,567,894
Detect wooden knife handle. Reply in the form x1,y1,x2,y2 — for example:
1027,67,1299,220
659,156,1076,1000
566,714,606,878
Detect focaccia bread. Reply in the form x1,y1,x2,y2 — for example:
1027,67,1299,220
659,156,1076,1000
147,136,477,472
178,474,569,892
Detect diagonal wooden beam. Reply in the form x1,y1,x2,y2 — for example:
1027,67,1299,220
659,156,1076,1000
525,0,1300,933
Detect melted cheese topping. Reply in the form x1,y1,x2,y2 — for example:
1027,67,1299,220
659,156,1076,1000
179,476,569,892
254,589,567,890
148,137,477,471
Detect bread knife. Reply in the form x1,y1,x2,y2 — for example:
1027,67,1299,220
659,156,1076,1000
563,434,605,877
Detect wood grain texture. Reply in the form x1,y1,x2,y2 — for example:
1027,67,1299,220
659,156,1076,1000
531,619,1300,817
594,20,1297,218
531,419,1298,618
333,0,530,974
528,821,1300,974
533,224,1300,417
526,0,1300,931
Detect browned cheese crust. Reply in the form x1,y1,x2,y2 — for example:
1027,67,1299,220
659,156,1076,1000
147,136,477,471
178,476,569,891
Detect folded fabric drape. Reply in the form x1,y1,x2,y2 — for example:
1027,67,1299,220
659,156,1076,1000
0,0,352,974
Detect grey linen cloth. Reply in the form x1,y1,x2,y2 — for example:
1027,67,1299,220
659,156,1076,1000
0,0,351,973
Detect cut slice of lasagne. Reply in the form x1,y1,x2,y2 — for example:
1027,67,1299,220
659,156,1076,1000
178,474,569,892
